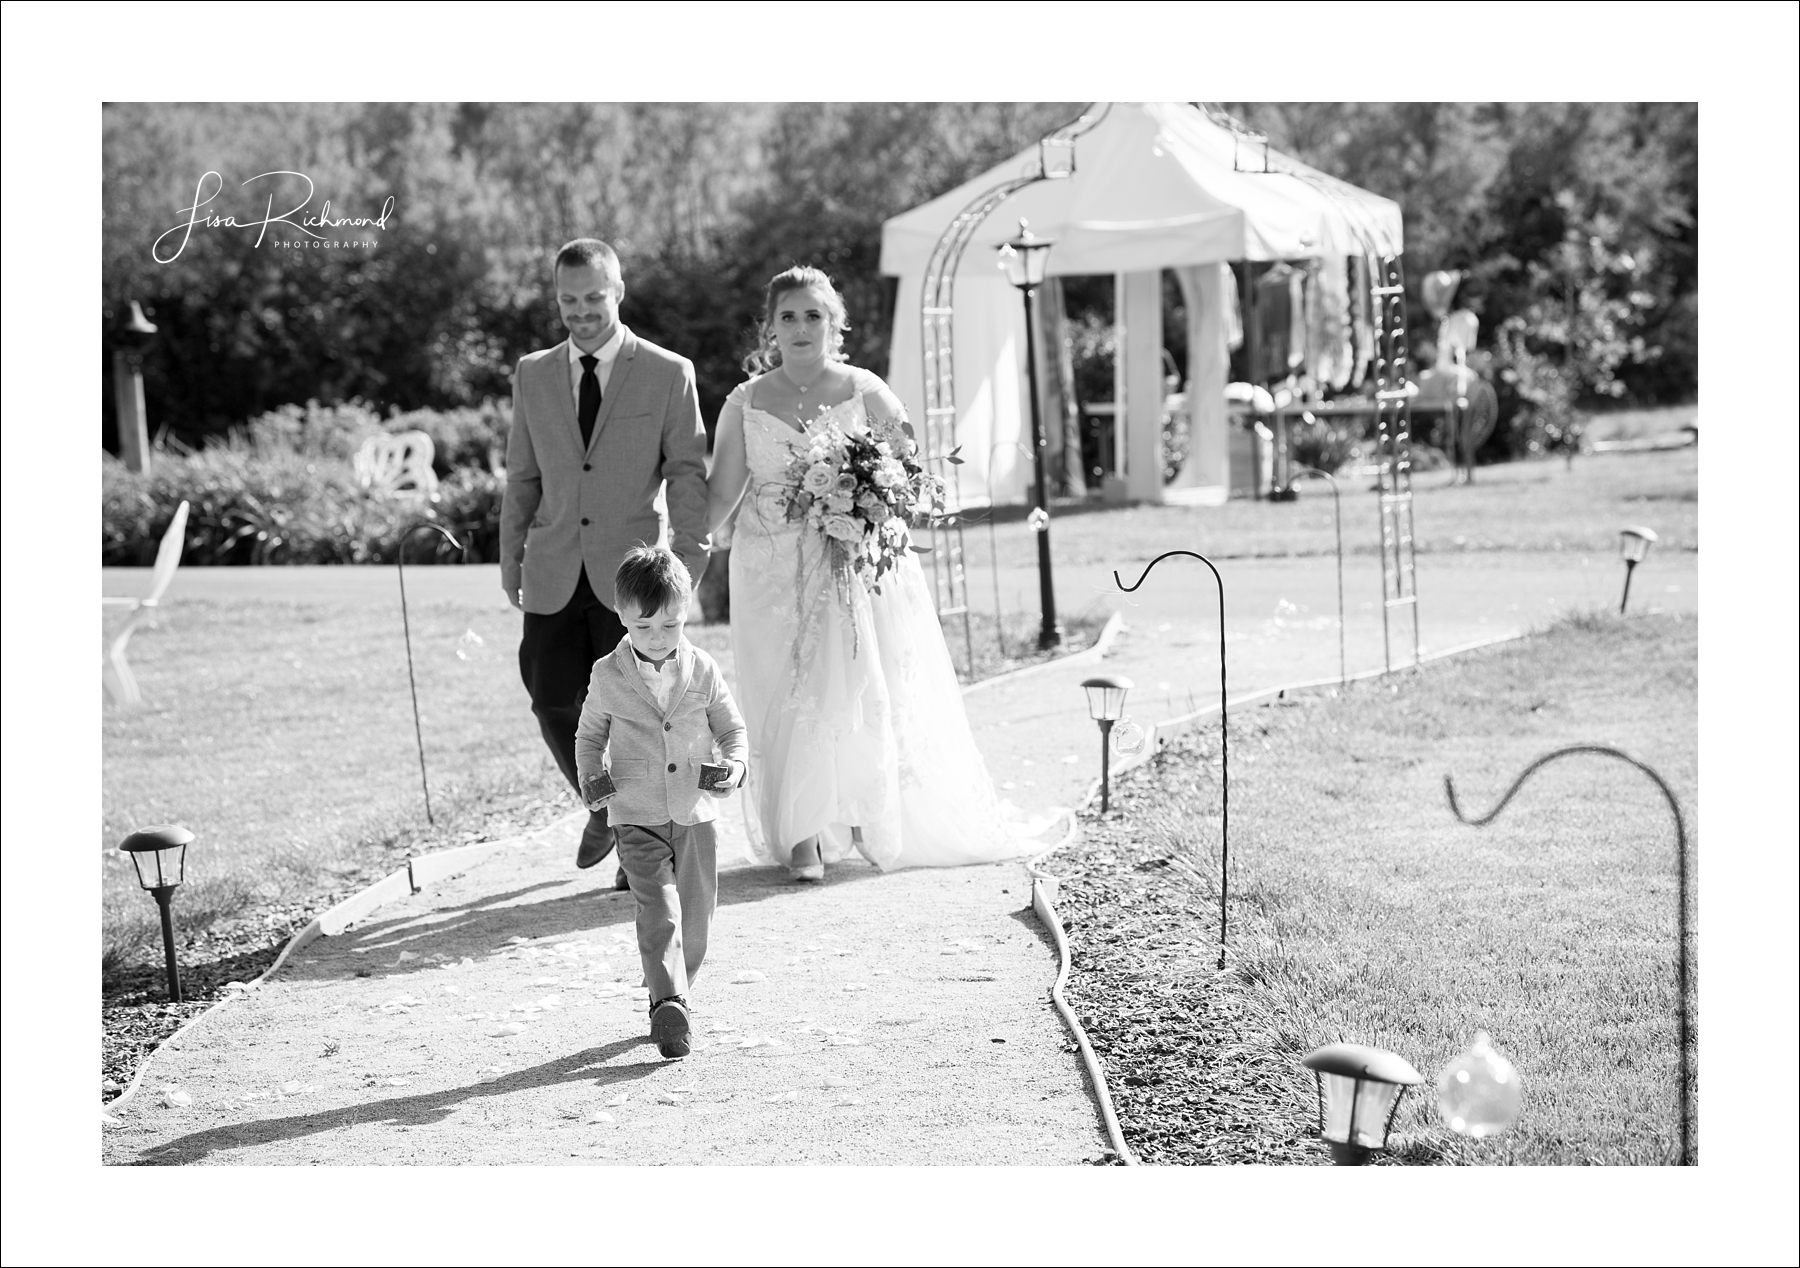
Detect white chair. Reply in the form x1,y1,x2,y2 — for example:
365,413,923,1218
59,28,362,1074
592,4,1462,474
103,500,190,707
354,431,439,497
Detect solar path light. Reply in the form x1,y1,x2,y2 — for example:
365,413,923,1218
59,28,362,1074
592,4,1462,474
1080,674,1132,813
997,218,1062,650
1617,525,1658,614
1300,1042,1423,1165
119,825,194,1002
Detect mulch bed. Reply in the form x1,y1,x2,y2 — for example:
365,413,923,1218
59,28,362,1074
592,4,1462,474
1053,723,1326,1165
101,789,574,1104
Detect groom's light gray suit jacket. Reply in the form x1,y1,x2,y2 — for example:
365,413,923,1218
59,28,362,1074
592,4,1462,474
500,328,710,615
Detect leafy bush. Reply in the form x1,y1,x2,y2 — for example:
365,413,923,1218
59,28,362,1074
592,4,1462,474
386,399,511,477
103,451,505,566
241,399,385,463
1491,319,1583,460
1289,414,1368,474
241,398,511,477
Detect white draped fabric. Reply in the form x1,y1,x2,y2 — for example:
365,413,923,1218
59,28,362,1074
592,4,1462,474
880,103,1402,506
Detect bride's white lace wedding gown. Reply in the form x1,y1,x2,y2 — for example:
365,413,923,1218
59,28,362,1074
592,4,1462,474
724,370,1036,871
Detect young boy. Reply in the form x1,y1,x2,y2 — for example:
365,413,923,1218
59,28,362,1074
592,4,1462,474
574,546,747,1059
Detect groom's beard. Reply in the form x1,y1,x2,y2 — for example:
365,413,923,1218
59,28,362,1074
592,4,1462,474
567,314,619,352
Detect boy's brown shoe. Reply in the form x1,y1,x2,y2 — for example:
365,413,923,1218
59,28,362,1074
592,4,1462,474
649,997,691,1059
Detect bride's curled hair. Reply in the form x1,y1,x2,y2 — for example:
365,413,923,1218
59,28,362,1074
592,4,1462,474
743,265,850,373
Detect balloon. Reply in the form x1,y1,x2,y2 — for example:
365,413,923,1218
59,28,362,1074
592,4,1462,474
1421,270,1463,319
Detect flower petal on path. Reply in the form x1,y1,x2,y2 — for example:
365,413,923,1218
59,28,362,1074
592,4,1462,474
731,970,766,984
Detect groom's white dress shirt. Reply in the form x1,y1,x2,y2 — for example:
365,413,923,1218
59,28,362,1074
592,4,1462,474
567,325,625,406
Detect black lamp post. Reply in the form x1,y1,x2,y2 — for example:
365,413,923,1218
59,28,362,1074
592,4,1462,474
1618,525,1658,614
1080,674,1132,813
112,300,159,474
119,825,194,1002
397,521,463,825
1300,1042,1423,1165
997,218,1061,650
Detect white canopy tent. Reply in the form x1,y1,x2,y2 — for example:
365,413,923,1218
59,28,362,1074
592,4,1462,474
879,103,1403,507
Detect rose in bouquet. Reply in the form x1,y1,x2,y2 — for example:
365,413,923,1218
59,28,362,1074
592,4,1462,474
781,411,947,598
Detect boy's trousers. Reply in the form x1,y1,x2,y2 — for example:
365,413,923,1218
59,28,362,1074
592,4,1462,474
614,820,717,1004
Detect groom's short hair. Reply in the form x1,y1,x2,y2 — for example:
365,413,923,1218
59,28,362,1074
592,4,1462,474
615,545,692,618
554,238,621,283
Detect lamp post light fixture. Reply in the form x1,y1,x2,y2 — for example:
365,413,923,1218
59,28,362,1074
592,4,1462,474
1300,1042,1424,1165
397,521,464,825
119,824,195,1002
1617,525,1658,614
997,218,1062,651
1080,674,1133,813
1445,743,1694,1165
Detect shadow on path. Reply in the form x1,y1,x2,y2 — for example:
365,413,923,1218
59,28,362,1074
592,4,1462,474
127,1036,660,1166
291,860,889,984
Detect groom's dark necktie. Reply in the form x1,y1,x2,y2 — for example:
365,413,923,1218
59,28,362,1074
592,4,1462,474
578,353,601,449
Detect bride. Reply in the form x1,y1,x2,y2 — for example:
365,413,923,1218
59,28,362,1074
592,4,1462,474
707,266,1036,880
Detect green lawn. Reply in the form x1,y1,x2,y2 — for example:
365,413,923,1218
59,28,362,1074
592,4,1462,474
976,446,1696,567
100,596,1104,966
1080,611,1698,1164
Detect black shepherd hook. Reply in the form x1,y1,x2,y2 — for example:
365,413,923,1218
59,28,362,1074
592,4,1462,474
1115,550,1230,968
1445,744,1693,1165
397,521,463,825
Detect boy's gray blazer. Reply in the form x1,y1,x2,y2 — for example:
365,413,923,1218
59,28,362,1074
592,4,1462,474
572,638,747,828
499,328,710,614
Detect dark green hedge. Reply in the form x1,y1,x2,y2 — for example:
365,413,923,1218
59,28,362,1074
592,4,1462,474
103,416,504,567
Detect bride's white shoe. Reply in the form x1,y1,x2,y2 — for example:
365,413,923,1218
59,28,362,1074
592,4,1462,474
787,837,824,883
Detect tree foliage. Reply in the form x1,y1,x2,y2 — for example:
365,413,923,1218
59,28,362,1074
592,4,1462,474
1233,101,1698,420
102,102,1694,454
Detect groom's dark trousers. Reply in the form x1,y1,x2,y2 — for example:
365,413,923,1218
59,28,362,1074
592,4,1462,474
499,325,711,870
519,566,626,797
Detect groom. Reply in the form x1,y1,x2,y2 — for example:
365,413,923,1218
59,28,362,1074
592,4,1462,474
500,238,711,874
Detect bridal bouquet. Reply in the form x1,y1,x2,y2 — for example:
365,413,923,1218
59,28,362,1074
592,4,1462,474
782,412,947,594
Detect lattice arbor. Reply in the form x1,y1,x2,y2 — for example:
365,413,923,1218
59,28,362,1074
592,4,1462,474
1370,258,1422,670
915,108,1104,675
1213,105,1421,670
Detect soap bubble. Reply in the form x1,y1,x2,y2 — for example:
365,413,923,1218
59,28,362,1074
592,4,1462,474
455,628,486,661
1111,718,1147,755
1438,1030,1522,1138
1027,507,1050,533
